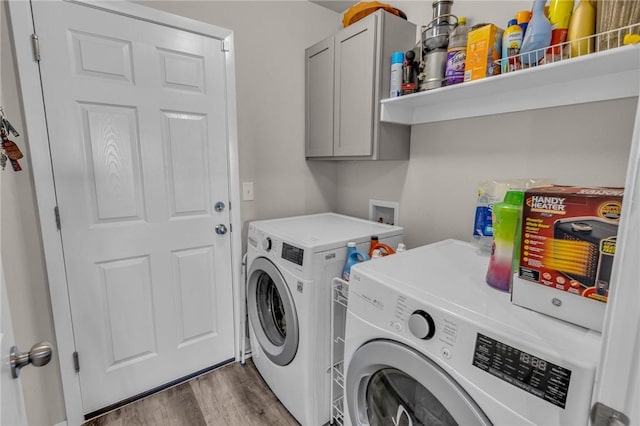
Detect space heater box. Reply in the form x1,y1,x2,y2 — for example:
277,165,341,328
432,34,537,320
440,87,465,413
512,185,623,331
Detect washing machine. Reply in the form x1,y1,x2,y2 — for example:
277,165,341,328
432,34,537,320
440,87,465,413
344,239,601,426
246,213,403,425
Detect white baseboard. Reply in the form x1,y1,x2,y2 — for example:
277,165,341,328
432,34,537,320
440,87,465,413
54,421,68,426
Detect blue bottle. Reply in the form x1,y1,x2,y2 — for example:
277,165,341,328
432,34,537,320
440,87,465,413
342,242,370,281
520,0,552,65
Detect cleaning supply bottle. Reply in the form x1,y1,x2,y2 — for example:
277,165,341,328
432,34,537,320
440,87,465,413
371,249,383,259
342,242,370,281
390,51,404,97
370,241,396,256
520,0,552,65
368,236,379,257
396,243,407,253
502,19,523,73
567,0,596,57
547,0,573,60
445,17,469,86
548,0,574,55
486,190,524,292
516,10,532,38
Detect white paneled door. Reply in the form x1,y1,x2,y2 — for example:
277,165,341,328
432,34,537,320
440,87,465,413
31,1,235,413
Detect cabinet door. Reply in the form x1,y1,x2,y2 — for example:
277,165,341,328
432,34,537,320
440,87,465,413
334,15,376,157
305,37,335,157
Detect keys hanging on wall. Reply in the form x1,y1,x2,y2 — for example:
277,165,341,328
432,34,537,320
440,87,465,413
0,107,24,172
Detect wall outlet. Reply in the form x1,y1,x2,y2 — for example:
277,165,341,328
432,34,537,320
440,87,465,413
242,182,254,201
369,199,399,225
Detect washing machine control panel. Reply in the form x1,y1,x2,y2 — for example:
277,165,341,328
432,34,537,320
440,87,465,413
281,242,304,266
408,310,435,340
472,333,572,409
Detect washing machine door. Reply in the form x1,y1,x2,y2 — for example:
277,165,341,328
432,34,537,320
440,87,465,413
247,257,299,366
346,340,492,426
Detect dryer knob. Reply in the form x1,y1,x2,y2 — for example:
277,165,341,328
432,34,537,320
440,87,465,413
262,237,272,252
408,310,435,340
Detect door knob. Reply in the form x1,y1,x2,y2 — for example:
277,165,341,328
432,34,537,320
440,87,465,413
215,224,228,235
214,201,226,212
10,342,53,379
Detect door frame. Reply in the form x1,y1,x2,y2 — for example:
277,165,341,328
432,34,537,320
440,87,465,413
591,82,640,425
7,1,243,424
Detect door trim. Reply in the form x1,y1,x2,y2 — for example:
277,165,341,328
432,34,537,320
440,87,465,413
7,1,242,424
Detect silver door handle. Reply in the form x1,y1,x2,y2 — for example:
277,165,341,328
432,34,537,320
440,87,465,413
10,342,53,379
215,224,228,235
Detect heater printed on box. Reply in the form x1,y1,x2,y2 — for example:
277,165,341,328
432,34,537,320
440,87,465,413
518,186,623,304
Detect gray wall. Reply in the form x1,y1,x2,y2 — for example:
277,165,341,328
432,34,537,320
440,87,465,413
335,99,637,249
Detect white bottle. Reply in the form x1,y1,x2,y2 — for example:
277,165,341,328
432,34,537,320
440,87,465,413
396,243,407,253
371,249,383,259
390,51,404,98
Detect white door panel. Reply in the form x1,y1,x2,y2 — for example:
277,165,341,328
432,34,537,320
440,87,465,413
32,1,234,413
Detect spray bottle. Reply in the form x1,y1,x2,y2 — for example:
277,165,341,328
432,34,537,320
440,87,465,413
520,0,552,65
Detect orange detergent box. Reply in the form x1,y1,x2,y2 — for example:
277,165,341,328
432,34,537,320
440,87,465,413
512,185,623,331
464,24,502,81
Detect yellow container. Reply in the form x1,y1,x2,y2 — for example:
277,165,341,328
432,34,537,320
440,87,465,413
567,0,596,57
549,0,575,28
464,24,502,82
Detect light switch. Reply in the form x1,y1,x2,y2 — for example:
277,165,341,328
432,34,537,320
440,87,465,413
242,182,254,201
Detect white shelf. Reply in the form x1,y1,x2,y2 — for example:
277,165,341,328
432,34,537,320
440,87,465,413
380,45,640,126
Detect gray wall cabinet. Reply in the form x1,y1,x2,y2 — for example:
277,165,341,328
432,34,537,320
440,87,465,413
305,10,416,160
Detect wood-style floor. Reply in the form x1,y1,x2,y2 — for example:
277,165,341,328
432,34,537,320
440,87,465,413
83,360,300,426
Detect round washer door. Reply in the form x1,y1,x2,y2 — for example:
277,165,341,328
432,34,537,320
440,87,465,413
247,257,299,366
346,340,492,426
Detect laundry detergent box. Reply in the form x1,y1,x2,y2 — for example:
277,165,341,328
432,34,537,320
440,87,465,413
511,185,623,331
464,24,503,81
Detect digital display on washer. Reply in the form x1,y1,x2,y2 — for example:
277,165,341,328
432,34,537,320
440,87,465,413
472,333,571,409
282,243,304,266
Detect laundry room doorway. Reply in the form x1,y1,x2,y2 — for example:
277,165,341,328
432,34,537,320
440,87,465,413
8,1,242,423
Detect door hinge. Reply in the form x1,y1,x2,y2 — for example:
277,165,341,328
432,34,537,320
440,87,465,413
31,34,41,62
229,223,232,232
221,39,230,52
73,351,80,373
591,402,630,426
54,206,61,230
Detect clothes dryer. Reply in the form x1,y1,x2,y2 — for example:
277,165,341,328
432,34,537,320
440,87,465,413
246,213,403,425
344,239,601,426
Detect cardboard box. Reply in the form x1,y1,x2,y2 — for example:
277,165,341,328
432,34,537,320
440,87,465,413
512,185,623,331
464,24,502,81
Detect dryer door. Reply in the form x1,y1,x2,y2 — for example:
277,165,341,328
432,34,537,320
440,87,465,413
247,257,299,366
346,340,492,426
